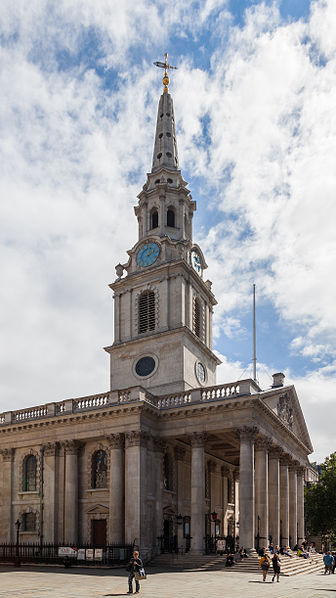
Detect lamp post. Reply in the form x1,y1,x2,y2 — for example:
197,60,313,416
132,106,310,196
15,519,21,567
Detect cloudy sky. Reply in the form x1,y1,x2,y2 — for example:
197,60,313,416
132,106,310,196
1,0,335,462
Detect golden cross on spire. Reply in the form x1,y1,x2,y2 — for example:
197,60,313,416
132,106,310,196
153,52,178,93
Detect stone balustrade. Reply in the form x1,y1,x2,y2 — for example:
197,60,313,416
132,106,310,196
0,378,258,424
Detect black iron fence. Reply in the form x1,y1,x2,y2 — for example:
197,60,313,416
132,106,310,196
0,543,133,567
204,535,237,554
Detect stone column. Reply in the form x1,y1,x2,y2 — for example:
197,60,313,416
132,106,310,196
43,443,58,543
233,470,240,541
254,438,269,551
209,462,218,536
280,455,290,547
64,440,80,544
0,449,14,542
125,431,147,548
268,448,280,546
297,466,305,546
238,427,256,552
190,432,206,553
175,446,186,551
153,438,164,552
289,464,298,548
107,434,125,544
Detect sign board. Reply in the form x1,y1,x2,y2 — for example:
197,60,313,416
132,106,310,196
86,548,94,560
77,549,86,560
216,540,226,552
94,548,103,561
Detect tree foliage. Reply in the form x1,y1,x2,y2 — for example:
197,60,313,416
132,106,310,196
305,452,336,537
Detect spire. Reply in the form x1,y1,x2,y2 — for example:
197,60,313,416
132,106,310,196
151,92,179,173
152,54,179,173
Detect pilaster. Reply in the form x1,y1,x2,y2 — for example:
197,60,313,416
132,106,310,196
63,440,80,544
43,442,58,543
0,448,14,541
107,434,125,544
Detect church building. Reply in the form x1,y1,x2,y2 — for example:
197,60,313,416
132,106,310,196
0,59,313,559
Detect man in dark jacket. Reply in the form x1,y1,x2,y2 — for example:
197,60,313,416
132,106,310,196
127,550,144,594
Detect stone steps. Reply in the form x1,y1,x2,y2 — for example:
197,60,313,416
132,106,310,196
150,552,325,576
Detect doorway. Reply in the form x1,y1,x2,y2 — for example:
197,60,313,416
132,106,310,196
92,519,107,547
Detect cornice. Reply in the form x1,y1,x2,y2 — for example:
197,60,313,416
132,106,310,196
106,325,221,365
109,258,217,305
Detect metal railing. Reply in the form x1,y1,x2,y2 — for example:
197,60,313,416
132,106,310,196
0,542,133,567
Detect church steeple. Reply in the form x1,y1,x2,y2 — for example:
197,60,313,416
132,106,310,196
106,59,220,396
151,92,179,173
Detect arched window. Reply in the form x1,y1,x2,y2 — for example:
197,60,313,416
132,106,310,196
151,210,158,229
22,455,37,492
138,290,156,333
92,450,107,489
193,297,202,339
163,453,173,490
167,208,175,227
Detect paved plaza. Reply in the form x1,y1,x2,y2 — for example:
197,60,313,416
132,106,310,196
0,566,335,598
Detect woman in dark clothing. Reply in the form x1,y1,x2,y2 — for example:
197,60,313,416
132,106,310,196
127,550,143,594
272,553,281,583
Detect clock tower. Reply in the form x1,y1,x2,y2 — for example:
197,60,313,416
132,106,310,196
105,62,220,395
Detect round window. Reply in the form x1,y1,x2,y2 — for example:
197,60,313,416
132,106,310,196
135,356,156,377
196,361,206,384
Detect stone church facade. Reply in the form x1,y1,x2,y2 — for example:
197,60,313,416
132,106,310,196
0,72,313,559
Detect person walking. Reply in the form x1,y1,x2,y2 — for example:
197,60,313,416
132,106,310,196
127,550,143,594
323,552,334,575
259,551,271,582
271,552,281,582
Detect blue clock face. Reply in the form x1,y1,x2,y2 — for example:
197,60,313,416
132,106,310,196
191,250,202,275
136,243,160,267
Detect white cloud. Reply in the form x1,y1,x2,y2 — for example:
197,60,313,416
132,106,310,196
0,0,336,461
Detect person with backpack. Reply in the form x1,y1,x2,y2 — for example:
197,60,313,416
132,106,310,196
259,550,271,582
271,552,281,582
127,550,144,594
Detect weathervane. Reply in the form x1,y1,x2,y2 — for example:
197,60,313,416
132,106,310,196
153,53,178,93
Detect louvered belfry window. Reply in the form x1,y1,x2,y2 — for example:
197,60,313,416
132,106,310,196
139,290,156,333
194,297,201,338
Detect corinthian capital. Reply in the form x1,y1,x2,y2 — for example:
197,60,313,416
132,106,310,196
236,425,259,441
107,433,125,449
64,440,81,455
125,430,148,448
190,432,208,447
43,442,58,457
0,448,14,462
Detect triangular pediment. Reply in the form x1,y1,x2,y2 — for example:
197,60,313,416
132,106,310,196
87,504,109,515
261,385,313,453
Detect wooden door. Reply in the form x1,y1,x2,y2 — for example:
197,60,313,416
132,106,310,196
92,519,107,547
